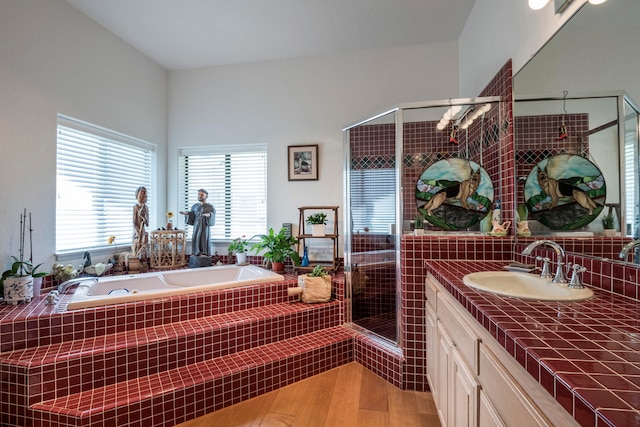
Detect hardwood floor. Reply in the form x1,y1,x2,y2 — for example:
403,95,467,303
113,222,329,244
176,362,441,427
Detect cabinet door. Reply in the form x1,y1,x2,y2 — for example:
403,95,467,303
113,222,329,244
436,320,453,427
479,390,506,427
450,347,479,427
426,303,437,393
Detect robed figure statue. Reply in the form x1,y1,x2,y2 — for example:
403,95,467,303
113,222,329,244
181,188,215,256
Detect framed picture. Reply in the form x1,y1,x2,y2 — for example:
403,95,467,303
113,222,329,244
288,144,319,181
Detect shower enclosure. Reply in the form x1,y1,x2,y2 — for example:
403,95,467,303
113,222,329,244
343,97,504,345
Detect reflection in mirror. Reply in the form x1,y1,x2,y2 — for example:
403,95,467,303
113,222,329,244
514,0,640,263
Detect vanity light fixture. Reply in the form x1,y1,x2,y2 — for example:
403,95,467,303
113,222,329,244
459,104,492,130
529,0,605,11
436,105,461,131
528,0,550,10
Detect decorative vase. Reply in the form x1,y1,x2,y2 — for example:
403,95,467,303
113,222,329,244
3,276,34,305
516,220,531,237
236,252,247,265
311,224,326,237
166,222,173,230
32,276,43,298
490,220,511,237
603,229,616,237
414,228,424,236
128,257,141,273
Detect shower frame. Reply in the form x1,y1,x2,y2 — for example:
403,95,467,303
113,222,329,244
343,96,504,347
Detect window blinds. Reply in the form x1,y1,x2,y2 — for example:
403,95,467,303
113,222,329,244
178,145,267,240
350,168,396,233
56,116,155,253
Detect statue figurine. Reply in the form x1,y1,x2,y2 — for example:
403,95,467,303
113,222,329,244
181,188,216,257
132,186,149,258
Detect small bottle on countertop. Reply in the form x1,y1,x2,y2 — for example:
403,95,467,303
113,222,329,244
492,199,501,223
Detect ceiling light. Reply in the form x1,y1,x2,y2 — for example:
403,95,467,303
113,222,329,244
528,0,550,10
588,0,607,4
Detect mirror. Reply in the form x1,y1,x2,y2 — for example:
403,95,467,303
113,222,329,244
514,0,640,262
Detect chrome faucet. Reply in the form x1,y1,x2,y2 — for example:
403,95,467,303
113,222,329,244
521,239,567,284
57,276,98,294
46,276,98,305
619,240,640,263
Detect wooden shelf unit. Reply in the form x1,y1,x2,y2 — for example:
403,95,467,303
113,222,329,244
296,206,340,273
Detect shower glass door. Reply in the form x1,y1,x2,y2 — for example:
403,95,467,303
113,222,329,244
344,109,399,343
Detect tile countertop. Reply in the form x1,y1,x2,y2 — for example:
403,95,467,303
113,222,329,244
425,260,640,427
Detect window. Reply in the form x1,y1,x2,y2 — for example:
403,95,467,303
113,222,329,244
178,145,267,240
350,168,396,233
56,115,155,254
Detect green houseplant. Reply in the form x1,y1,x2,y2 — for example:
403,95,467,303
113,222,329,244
228,236,250,265
251,227,300,272
602,206,616,236
414,214,425,236
306,212,328,236
2,210,44,304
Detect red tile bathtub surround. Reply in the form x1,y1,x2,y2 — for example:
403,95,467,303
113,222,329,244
426,259,640,427
0,277,300,353
1,272,355,427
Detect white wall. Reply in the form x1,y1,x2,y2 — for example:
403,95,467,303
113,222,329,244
458,0,586,97
0,0,168,271
515,26,640,103
1,0,585,272
168,42,460,252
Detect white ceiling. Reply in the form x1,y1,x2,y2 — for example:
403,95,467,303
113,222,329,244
65,0,477,70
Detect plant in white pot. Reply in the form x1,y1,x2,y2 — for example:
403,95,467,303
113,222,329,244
1,258,35,305
1,209,45,304
228,235,250,265
306,212,327,237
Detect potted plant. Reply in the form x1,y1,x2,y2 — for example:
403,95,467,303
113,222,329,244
228,235,250,265
414,214,425,236
1,209,43,304
602,206,616,237
306,212,328,236
1,258,35,305
251,227,301,273
294,264,332,303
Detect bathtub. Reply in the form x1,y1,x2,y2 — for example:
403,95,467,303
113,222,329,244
66,264,284,310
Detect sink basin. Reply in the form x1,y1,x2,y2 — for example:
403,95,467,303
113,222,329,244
462,271,594,301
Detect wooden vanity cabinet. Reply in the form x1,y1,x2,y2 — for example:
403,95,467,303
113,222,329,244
425,274,579,427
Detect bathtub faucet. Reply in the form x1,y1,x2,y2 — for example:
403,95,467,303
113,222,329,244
58,276,98,294
46,276,98,305
521,239,567,284
619,240,640,264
